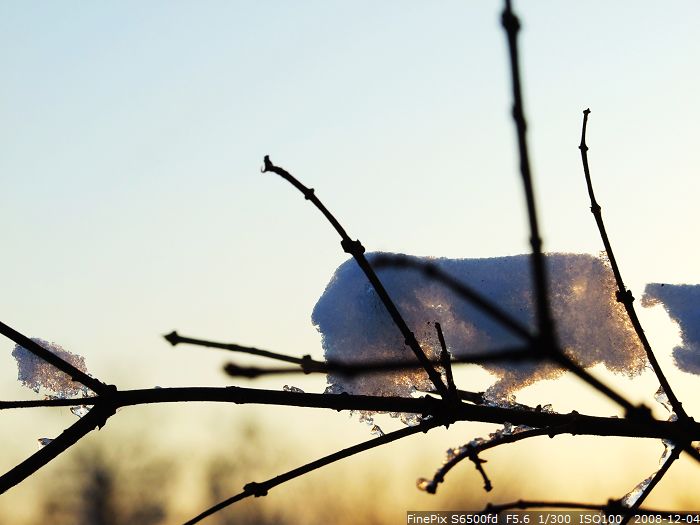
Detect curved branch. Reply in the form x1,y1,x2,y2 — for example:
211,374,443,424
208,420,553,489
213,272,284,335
578,109,688,421
261,155,449,398
420,426,553,494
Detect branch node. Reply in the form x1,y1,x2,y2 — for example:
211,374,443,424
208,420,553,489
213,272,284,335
244,481,269,497
300,355,314,374
615,289,635,305
501,7,520,34
625,404,653,423
340,238,365,256
95,384,118,429
261,155,273,173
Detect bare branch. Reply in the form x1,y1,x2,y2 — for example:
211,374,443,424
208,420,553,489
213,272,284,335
435,322,457,397
221,344,539,379
0,399,115,494
261,155,449,398
420,426,561,495
501,0,556,350
578,109,688,421
0,397,99,410
165,331,316,368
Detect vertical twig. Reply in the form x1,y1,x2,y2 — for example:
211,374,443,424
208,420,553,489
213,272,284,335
501,0,557,353
578,109,688,422
435,322,458,399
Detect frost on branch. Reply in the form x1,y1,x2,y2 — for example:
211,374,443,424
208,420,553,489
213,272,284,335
642,283,700,374
621,439,677,508
313,252,646,403
12,338,90,399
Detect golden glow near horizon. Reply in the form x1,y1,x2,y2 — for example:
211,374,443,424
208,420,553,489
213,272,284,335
2,1,700,523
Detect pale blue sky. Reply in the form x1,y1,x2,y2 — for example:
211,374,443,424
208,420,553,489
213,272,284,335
2,1,700,521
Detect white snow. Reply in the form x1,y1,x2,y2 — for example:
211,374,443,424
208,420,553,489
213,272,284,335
12,338,89,399
313,252,646,403
642,283,700,374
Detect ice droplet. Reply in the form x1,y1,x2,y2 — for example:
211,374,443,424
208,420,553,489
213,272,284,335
12,338,90,399
654,386,677,421
621,440,677,507
621,475,653,507
70,405,89,418
400,413,422,426
38,438,53,447
283,385,305,393
370,425,384,437
416,477,435,493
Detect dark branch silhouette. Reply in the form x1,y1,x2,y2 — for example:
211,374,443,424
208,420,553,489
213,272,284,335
2,2,697,523
261,155,449,399
420,426,554,495
482,499,676,516
0,320,109,395
501,0,556,352
435,322,458,398
579,109,688,422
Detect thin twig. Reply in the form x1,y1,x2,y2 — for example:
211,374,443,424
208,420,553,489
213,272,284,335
170,331,539,377
0,397,99,410
483,499,675,515
165,331,312,367
221,345,540,378
0,401,115,494
421,427,552,494
261,155,449,398
578,109,688,421
183,417,444,525
501,0,556,350
435,322,457,397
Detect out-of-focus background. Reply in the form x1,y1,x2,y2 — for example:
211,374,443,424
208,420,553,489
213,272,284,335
2,1,699,523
